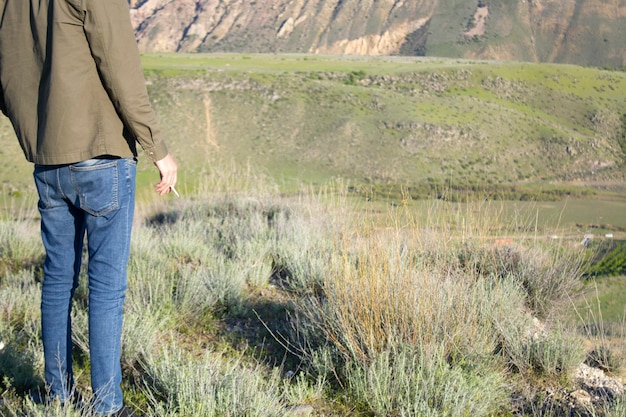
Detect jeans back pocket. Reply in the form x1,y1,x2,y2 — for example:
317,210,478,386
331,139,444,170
69,160,119,216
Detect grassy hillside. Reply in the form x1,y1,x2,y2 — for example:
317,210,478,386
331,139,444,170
0,54,624,205
142,54,626,197
425,0,626,65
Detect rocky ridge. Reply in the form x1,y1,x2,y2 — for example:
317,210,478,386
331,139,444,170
128,0,626,67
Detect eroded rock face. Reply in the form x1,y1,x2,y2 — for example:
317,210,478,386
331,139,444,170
128,0,436,55
127,0,626,67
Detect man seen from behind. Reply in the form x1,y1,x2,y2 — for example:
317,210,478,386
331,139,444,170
0,0,178,416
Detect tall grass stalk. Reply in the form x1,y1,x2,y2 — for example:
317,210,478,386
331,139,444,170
0,218,43,278
0,269,44,395
195,159,279,198
298,231,505,365
574,284,626,375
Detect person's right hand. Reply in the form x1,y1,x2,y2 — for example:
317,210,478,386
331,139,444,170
154,154,178,195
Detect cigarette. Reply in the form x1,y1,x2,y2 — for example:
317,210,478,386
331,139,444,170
170,185,180,197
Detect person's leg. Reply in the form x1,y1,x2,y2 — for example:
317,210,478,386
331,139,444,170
68,157,136,415
34,165,85,404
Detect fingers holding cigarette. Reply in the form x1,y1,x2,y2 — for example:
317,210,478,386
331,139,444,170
154,154,178,196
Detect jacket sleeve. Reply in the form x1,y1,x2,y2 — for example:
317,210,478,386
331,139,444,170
81,0,168,162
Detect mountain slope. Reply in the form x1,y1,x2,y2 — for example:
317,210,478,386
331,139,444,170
129,0,626,67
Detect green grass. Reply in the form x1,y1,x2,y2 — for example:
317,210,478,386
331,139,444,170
579,276,626,326
140,53,477,75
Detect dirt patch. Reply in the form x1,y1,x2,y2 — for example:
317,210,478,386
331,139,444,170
464,6,489,38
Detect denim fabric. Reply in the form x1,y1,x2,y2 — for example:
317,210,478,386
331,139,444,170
34,157,136,415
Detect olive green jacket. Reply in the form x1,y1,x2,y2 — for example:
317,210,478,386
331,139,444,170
0,0,168,165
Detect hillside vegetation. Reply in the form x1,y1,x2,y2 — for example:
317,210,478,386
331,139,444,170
141,54,626,199
129,0,626,67
0,168,624,416
1,54,625,203
1,54,624,202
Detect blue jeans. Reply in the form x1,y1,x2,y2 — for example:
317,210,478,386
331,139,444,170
34,157,136,415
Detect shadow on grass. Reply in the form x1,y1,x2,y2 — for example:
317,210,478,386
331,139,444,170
219,294,303,373
0,338,44,396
